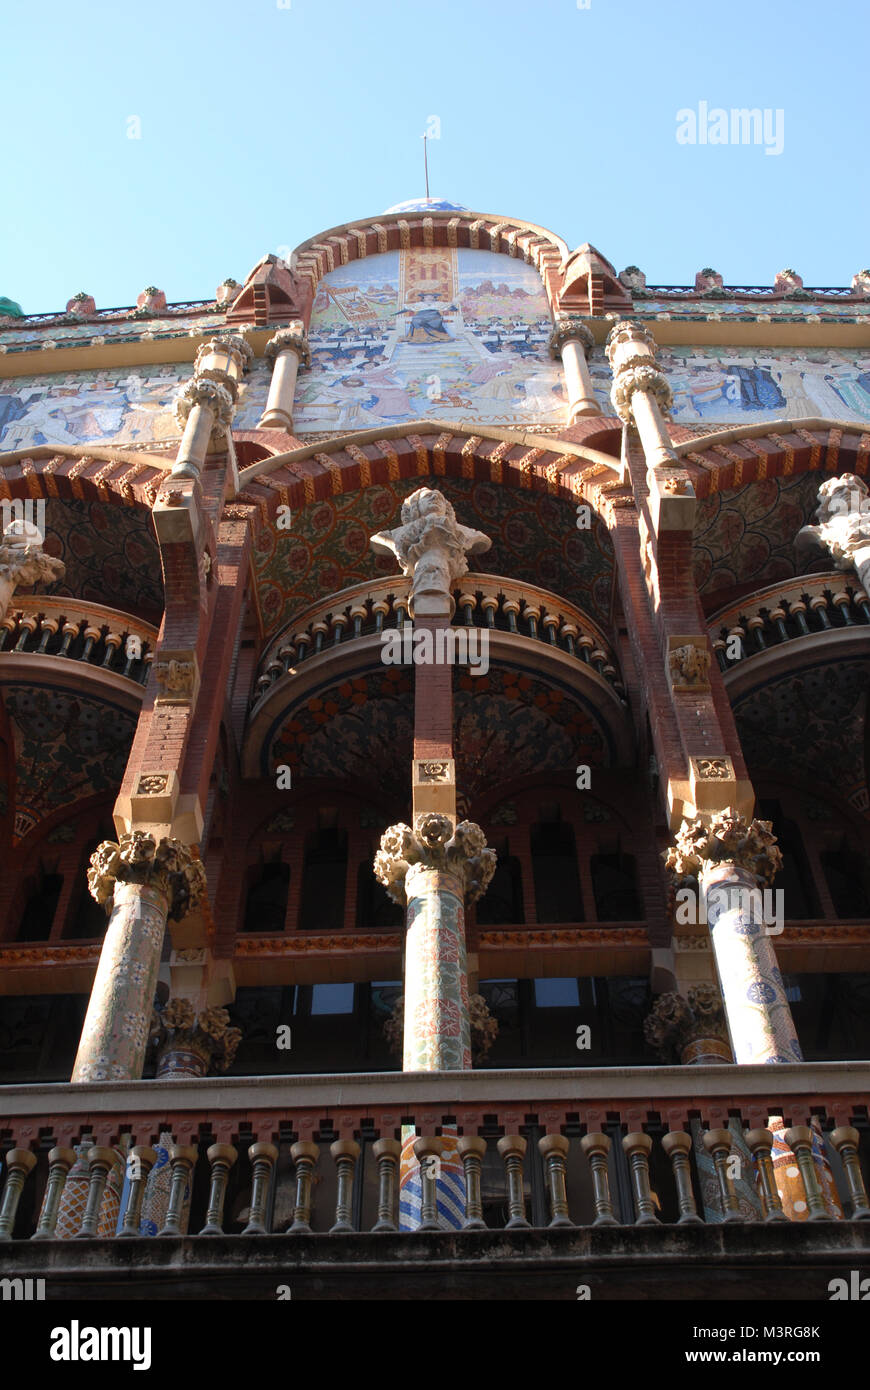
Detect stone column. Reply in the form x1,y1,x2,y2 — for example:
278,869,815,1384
71,832,207,1082
172,334,252,480
548,315,599,421
0,524,65,622
606,320,676,471
374,814,495,1070
258,323,310,431
797,473,870,593
665,812,801,1064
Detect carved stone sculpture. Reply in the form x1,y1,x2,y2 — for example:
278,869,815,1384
665,811,782,886
797,473,870,592
374,812,496,906
370,487,490,615
87,831,207,922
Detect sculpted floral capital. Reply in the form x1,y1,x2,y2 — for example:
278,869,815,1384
148,997,242,1074
548,315,594,359
605,319,658,364
264,323,311,367
87,831,207,921
644,984,729,1061
610,364,673,422
373,813,496,907
665,811,782,886
174,376,236,429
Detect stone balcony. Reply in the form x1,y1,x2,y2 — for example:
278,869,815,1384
251,574,625,710
1,1064,869,1299
0,597,156,688
707,572,869,693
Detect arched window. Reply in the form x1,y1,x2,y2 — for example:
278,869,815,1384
299,824,348,931
243,855,290,933
65,835,112,939
475,839,524,925
591,849,641,921
17,863,63,941
530,805,583,923
758,798,820,919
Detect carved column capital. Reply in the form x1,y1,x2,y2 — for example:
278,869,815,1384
665,811,782,886
370,486,490,616
193,333,254,379
87,832,207,921
548,315,594,359
610,363,673,422
174,376,236,429
374,813,496,907
605,318,659,360
644,985,730,1063
264,322,311,368
148,997,242,1076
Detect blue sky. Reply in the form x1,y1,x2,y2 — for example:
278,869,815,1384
2,0,867,312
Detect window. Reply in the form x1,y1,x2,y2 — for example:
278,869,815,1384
243,858,290,933
17,867,63,941
476,842,524,925
534,977,580,1008
299,825,347,930
530,809,583,922
311,983,355,1015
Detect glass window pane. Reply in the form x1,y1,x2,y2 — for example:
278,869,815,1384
534,977,580,1008
311,983,355,1015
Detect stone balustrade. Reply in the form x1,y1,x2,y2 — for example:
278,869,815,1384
0,598,157,686
708,573,870,673
252,574,623,707
1,1064,868,1237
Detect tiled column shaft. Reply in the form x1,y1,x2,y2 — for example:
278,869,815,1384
403,863,470,1071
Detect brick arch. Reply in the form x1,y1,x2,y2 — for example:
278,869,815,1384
678,422,870,498
0,445,169,512
230,424,631,534
288,209,571,315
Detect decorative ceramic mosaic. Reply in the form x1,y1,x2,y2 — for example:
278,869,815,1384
253,476,614,639
0,363,189,449
292,249,563,432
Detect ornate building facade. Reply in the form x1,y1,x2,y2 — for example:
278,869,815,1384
1,200,869,1299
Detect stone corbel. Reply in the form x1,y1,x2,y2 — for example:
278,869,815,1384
153,650,201,706
412,757,456,821
666,635,711,693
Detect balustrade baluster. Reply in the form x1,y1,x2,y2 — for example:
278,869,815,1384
829,1126,870,1219
372,600,390,634
102,631,121,668
523,605,541,640
746,615,766,651
74,1147,120,1238
458,592,476,626
414,1136,445,1232
200,1143,237,1235
502,599,520,633
538,1134,573,1228
0,617,16,650
577,635,593,664
789,600,810,635
702,1130,744,1223
833,590,855,625
141,651,153,687
542,614,559,646
622,1132,659,1226
0,1148,37,1240
278,643,296,672
713,638,728,671
289,1141,319,1233
118,1146,158,1237
662,1131,703,1224
579,1132,619,1225
14,615,37,651
769,606,789,642
744,1128,788,1223
350,604,367,638
81,624,101,662
331,614,348,646
266,661,282,685
457,1136,487,1230
783,1126,828,1222
295,631,311,661
59,621,78,656
497,1135,531,1229
853,589,870,623
311,621,329,655
158,1145,198,1236
329,1139,360,1233
371,1137,401,1232
809,594,831,629
32,1146,76,1240
590,647,607,675
481,596,498,629
242,1142,279,1235
561,621,578,656
727,627,745,663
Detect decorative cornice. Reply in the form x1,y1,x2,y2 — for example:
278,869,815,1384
374,814,496,907
87,832,206,921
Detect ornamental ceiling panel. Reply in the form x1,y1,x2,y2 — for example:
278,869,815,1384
732,659,870,812
0,683,137,843
13,497,163,625
253,474,614,639
694,471,837,603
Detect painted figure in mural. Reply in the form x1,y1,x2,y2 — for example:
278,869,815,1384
819,369,870,419
397,293,456,343
722,365,786,412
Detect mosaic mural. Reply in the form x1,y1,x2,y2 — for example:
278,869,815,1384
14,497,164,624
0,363,189,450
286,248,563,433
0,309,221,348
587,345,870,425
732,660,870,808
253,476,614,639
1,684,137,841
694,472,837,600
